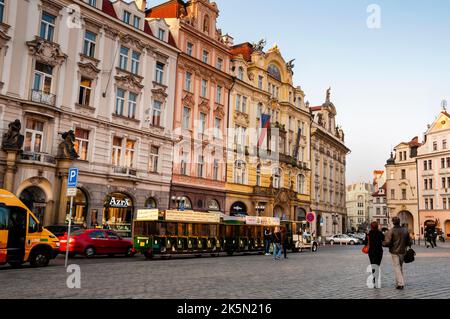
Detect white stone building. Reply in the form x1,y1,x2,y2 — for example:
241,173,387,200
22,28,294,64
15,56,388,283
346,182,374,232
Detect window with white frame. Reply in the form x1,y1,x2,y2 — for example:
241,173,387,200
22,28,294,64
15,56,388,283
0,0,4,23
201,79,208,98
242,96,247,113
127,92,137,119
125,139,136,168
155,62,164,84
258,76,263,90
78,77,92,106
112,137,122,166
24,119,44,153
33,62,53,94
115,89,125,116
297,174,305,194
123,11,131,24
216,58,223,70
237,67,244,80
234,160,246,184
235,95,241,111
199,112,207,136
202,50,209,64
185,72,192,91
182,107,190,130
151,100,162,127
216,85,222,104
133,16,140,29
87,0,96,7
214,117,221,139
273,167,281,189
197,155,204,178
131,51,140,75
119,46,129,70
180,150,188,175
40,11,56,42
186,42,193,56
74,128,90,161
213,159,219,181
83,31,96,58
157,28,165,41
149,145,159,173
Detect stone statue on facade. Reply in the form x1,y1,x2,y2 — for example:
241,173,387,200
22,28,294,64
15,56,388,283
57,130,79,160
286,59,295,74
2,119,24,151
252,39,266,53
326,87,331,102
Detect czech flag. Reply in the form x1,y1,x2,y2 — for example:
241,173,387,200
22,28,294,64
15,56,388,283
258,114,271,148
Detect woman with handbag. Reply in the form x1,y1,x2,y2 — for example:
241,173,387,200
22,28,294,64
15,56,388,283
363,221,385,288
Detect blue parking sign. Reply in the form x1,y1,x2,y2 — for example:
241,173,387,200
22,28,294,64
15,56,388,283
67,168,79,188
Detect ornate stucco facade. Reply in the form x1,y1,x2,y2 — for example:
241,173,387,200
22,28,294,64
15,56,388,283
346,183,374,232
225,42,311,220
310,91,349,238
0,0,179,236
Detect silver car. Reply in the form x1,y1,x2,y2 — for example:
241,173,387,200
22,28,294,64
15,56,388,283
326,234,360,245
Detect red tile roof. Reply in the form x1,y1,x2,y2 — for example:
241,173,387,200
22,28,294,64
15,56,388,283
102,0,118,19
230,43,254,62
146,0,185,18
144,21,154,36
310,106,322,112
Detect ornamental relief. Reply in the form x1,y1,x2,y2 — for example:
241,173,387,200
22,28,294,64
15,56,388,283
78,62,100,79
115,74,144,93
119,33,146,51
234,111,249,126
214,104,224,119
27,37,67,66
0,24,11,49
182,91,195,107
198,97,210,113
152,88,168,102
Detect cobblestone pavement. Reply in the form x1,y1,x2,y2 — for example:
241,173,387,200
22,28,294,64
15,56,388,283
1,243,450,299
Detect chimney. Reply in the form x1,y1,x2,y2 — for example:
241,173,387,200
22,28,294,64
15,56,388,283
135,0,147,12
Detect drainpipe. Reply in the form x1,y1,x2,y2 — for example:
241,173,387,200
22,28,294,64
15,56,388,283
224,76,236,214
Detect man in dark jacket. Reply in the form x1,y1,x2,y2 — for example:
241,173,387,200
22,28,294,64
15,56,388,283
383,217,412,290
263,228,272,255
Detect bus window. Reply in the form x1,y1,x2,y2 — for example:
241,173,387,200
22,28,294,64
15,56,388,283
209,225,218,237
0,206,8,230
28,215,39,234
178,223,186,236
225,225,233,237
166,223,176,236
201,224,208,237
157,223,167,236
187,224,193,237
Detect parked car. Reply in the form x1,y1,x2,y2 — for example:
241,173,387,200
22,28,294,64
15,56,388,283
45,224,83,240
326,234,361,245
59,229,135,258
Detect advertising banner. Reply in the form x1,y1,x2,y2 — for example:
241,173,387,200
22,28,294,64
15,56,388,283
165,210,221,224
136,209,159,221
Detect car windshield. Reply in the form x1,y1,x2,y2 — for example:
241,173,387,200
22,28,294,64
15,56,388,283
71,230,85,236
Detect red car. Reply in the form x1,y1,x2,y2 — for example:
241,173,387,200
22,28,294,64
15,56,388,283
59,229,135,258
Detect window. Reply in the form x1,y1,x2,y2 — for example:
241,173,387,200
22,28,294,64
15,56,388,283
429,178,433,190
391,189,395,199
78,77,92,106
202,50,209,64
180,151,188,175
203,15,209,33
40,12,56,41
273,168,281,189
115,89,125,116
199,113,206,136
237,67,244,80
0,0,4,23
214,117,221,139
33,62,53,94
256,164,261,186
125,139,135,168
131,51,140,75
424,160,428,171
151,100,162,127
443,198,448,210
185,72,192,91
242,97,247,113
444,140,447,150
197,155,204,178
433,141,438,151
155,62,164,84
430,198,434,210
28,216,38,234
425,198,429,210
442,158,446,169
401,169,406,179
182,107,190,130
425,179,428,190
447,157,450,169
119,46,129,70
186,42,193,56
443,177,446,189
83,31,96,58
257,103,262,119
24,119,44,153
127,92,137,119
216,58,223,70
258,76,263,90
74,128,89,161
234,160,246,184
123,11,131,24
216,85,222,104
133,16,140,29
402,189,407,200
87,0,96,6
149,146,159,173
297,175,305,194
235,95,241,111
201,79,208,98
213,159,219,181
112,137,123,166
429,160,433,170
157,28,165,41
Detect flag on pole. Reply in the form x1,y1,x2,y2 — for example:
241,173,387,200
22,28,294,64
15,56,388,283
258,114,271,147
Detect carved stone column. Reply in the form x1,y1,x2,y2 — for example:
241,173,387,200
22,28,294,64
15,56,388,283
3,150,19,192
55,158,73,224
2,119,24,192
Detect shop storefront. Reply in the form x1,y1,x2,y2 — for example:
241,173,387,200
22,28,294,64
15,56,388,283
230,202,248,216
66,188,88,225
102,193,134,238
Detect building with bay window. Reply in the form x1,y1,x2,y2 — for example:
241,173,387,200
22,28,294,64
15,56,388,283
0,0,178,237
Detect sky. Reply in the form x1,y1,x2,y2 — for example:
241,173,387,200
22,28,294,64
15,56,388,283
148,0,450,184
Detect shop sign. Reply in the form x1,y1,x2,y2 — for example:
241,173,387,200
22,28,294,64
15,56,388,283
109,197,131,208
208,200,220,211
165,210,221,224
245,216,280,226
136,209,159,221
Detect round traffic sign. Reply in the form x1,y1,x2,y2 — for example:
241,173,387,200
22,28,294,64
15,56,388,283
306,212,315,223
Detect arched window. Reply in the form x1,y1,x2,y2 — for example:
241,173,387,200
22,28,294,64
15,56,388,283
145,197,158,209
273,167,281,189
203,15,210,34
234,160,246,184
237,66,244,80
267,64,281,81
256,164,261,186
297,174,305,194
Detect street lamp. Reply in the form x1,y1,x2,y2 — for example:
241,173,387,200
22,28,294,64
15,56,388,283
255,204,266,216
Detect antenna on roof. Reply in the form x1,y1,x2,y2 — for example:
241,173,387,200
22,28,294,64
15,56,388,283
441,99,448,112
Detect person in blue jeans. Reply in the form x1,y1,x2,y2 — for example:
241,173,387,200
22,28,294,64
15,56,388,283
273,227,282,260
264,227,272,255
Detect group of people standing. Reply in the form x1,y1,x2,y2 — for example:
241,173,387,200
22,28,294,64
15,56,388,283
364,217,412,290
264,226,289,260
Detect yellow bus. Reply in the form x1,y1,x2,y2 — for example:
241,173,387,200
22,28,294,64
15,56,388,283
0,189,60,267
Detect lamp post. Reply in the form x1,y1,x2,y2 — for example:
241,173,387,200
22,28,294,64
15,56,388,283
255,204,266,216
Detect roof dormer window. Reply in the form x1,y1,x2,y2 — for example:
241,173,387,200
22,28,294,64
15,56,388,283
87,0,96,7
133,16,140,29
123,10,131,24
157,28,165,41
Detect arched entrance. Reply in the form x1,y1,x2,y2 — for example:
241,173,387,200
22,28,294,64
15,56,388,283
19,186,46,223
296,207,306,221
230,202,247,216
66,188,88,225
102,193,134,238
398,211,414,234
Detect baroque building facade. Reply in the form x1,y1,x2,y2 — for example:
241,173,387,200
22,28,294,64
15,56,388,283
310,91,349,238
0,0,179,237
345,183,374,232
225,42,311,220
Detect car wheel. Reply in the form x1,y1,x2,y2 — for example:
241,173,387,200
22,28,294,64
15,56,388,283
312,244,318,252
329,240,334,245
125,246,134,257
30,250,50,267
349,241,355,245
84,247,96,258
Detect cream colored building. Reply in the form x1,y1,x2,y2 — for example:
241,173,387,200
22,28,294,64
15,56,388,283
417,107,450,240
311,90,349,238
346,183,374,232
385,137,420,236
0,0,179,237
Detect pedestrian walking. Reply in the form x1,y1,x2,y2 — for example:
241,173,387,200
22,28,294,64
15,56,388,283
383,217,413,290
281,226,289,259
273,227,282,261
425,226,435,248
363,221,384,288
432,229,438,248
264,227,272,256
